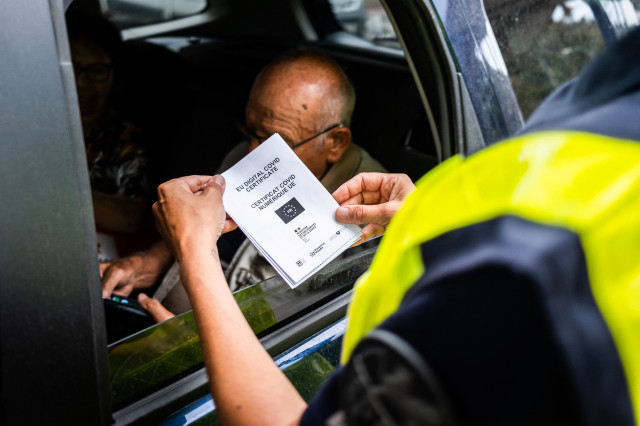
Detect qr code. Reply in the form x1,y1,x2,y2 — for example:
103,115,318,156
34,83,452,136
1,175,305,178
296,260,303,267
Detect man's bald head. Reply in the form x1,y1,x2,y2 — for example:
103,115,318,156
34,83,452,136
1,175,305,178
244,51,356,179
251,50,356,127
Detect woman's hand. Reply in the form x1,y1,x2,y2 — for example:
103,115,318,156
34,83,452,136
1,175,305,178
152,175,236,262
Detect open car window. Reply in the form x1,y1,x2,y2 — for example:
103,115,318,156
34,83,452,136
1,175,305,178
94,2,432,416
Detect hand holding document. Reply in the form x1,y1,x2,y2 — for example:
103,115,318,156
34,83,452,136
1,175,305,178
221,134,361,288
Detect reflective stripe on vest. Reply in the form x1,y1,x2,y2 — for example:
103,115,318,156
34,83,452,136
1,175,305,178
341,130,640,422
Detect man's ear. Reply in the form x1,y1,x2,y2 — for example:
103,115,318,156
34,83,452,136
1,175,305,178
326,127,352,164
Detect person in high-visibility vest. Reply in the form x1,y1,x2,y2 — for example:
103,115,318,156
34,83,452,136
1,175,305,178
151,26,640,425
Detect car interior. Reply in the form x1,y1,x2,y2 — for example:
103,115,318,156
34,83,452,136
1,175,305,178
68,0,440,188
68,0,442,336
65,0,447,417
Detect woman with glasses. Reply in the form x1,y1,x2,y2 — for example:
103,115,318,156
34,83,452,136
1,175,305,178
67,14,155,260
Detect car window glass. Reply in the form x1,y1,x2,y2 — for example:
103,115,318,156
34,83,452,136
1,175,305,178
484,0,608,119
161,320,346,424
100,0,207,28
108,240,378,409
330,0,401,48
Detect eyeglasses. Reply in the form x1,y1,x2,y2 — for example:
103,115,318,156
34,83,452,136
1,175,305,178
73,62,113,83
240,123,346,149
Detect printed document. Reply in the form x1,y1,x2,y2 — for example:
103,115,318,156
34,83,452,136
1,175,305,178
221,134,361,288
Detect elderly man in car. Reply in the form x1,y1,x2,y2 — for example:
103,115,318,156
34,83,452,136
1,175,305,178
100,50,386,319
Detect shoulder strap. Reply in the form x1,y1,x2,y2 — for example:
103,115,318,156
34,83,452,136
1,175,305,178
339,329,458,426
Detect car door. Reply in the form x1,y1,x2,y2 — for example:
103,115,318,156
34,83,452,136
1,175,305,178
2,0,636,424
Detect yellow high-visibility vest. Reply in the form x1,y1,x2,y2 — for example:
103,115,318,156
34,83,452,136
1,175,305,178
342,131,640,423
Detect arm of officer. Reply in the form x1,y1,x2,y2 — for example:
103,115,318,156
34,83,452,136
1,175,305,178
333,172,415,246
153,175,306,426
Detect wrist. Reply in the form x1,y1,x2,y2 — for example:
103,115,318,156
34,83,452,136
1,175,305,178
177,239,224,298
175,236,219,265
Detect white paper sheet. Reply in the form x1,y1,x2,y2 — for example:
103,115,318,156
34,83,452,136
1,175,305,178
221,134,362,288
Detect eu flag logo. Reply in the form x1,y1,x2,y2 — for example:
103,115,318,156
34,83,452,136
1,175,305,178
275,197,305,224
